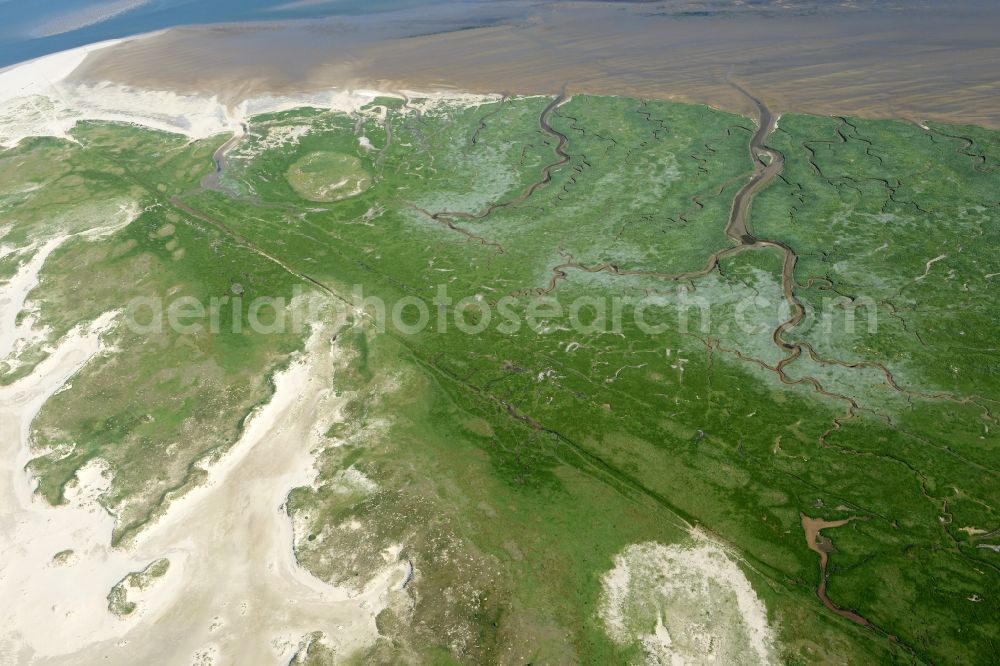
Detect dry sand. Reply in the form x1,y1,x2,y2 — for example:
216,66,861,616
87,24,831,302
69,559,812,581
0,241,406,664
600,533,779,665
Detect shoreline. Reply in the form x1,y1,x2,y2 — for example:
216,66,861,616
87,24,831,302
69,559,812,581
2,6,1000,150
0,35,510,149
63,8,1000,130
0,31,997,153
0,1,998,131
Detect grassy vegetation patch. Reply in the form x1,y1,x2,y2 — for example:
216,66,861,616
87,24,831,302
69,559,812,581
3,94,998,664
286,151,372,202
107,558,170,618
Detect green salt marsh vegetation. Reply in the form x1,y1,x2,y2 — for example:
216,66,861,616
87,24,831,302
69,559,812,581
2,92,998,663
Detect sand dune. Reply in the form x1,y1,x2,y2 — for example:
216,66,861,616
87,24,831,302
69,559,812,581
0,240,405,663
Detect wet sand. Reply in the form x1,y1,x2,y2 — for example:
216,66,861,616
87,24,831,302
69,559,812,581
69,1,1000,127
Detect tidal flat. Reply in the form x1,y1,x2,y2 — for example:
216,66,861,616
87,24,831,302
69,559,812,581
68,1,1000,128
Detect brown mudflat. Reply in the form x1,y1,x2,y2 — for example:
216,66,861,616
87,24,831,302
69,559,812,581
71,1,1000,127
801,514,872,628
